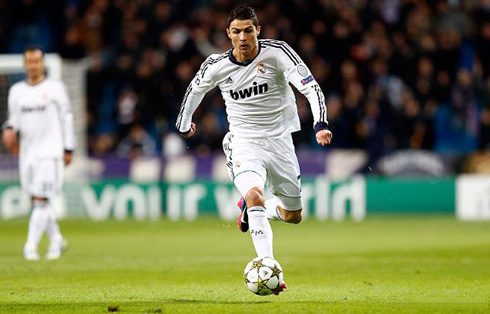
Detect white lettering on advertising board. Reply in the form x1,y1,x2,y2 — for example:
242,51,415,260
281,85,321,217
456,175,490,221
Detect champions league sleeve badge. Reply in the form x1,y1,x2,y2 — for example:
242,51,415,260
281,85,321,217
301,75,314,85
298,64,314,85
297,64,309,77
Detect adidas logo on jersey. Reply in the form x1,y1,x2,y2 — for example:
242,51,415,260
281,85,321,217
229,82,268,100
225,77,233,84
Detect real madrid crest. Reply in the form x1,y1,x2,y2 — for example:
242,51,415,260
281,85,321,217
257,62,266,75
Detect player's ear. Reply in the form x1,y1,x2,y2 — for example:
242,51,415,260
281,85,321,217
256,25,261,36
226,28,231,39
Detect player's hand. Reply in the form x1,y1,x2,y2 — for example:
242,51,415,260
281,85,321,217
316,129,332,146
64,151,73,166
181,123,196,139
2,128,18,153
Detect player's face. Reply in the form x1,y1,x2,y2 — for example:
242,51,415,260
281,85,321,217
24,50,45,80
227,19,261,60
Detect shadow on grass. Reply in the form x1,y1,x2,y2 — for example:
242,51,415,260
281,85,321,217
0,299,336,308
166,298,271,304
2,298,487,311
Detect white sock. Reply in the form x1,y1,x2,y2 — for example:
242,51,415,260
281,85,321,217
25,201,50,251
46,203,63,245
264,198,284,221
248,206,274,258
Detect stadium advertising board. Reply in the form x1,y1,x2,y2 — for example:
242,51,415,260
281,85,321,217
0,176,457,221
456,175,490,220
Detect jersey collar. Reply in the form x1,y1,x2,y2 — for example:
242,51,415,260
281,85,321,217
25,76,47,86
228,41,262,66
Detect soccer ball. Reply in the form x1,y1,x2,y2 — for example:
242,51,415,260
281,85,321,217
243,257,284,296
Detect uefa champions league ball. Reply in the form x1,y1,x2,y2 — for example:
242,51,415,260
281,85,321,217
243,257,284,296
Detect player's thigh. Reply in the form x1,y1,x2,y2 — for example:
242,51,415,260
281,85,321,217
19,158,34,195
27,158,63,198
266,136,302,211
223,133,267,196
222,132,236,182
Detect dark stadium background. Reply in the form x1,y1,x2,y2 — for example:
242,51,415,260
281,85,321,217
1,0,489,174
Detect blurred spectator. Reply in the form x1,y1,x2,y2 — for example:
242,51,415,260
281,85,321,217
478,77,490,149
116,124,156,160
162,132,186,159
92,133,117,156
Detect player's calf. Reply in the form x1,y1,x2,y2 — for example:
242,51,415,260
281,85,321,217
237,187,266,233
278,208,302,224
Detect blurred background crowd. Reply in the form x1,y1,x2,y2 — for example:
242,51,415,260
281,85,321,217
1,0,490,166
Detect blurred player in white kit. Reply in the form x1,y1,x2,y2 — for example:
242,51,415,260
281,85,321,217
2,46,76,260
176,6,332,293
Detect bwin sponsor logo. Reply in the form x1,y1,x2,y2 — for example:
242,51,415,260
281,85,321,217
21,105,46,113
229,82,268,100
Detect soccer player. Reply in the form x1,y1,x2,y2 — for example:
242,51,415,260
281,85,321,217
2,46,76,260
176,6,332,292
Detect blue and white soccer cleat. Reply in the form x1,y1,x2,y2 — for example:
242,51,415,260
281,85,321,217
46,238,68,260
237,197,249,233
23,247,40,261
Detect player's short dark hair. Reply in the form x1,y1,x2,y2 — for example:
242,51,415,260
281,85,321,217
23,45,45,57
227,5,259,28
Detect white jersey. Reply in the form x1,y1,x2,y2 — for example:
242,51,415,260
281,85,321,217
176,39,328,138
5,78,76,160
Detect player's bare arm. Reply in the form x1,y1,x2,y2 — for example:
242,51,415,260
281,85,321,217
180,122,196,139
2,127,17,151
316,129,333,146
64,151,73,166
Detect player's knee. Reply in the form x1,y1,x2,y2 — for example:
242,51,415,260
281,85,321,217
282,210,302,224
32,196,48,201
245,187,265,207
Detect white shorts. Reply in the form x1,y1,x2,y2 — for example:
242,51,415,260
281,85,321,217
20,157,63,198
222,132,302,211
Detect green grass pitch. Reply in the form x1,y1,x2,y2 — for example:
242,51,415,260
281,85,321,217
0,216,489,313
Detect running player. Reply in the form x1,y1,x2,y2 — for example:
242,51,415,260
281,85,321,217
176,5,332,293
2,46,76,260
